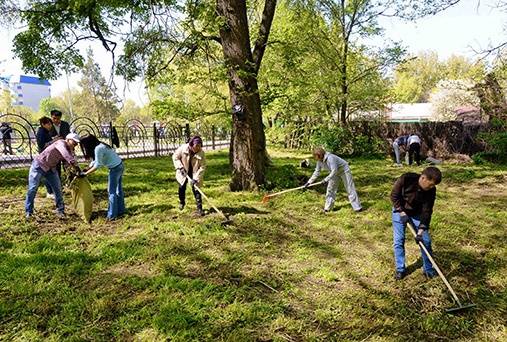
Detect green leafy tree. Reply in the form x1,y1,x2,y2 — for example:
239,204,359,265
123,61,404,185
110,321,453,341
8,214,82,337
0,89,14,114
78,48,120,123
38,97,62,117
295,0,459,124
6,0,277,190
393,51,486,103
260,2,395,124
117,100,153,124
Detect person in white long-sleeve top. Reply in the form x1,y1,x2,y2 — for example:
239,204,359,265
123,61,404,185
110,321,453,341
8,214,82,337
407,134,422,166
304,147,363,213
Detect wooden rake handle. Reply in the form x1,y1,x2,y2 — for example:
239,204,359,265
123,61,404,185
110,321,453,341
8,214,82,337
407,221,462,306
186,176,228,220
264,180,325,200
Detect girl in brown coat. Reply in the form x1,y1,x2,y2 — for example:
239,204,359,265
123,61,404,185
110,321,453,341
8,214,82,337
172,136,206,216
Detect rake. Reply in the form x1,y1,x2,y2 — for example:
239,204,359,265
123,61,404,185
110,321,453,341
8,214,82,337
407,221,476,313
186,176,232,225
261,181,324,203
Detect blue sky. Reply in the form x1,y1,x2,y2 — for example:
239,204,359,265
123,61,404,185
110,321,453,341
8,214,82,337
0,0,506,106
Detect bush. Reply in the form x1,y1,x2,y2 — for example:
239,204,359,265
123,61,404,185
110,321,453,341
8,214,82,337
311,125,385,157
475,118,507,164
264,164,304,191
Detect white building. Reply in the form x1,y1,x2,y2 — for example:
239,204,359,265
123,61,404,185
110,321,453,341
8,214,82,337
384,103,433,122
0,74,51,112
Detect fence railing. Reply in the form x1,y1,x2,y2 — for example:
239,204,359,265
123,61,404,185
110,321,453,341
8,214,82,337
0,113,230,169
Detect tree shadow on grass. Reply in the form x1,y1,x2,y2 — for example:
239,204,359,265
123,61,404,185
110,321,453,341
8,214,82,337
219,205,269,216
128,203,174,215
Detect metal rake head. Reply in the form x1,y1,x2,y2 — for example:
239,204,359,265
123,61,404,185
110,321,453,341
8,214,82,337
445,303,476,314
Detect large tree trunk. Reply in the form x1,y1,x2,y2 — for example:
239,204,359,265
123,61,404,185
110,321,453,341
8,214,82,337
216,0,269,191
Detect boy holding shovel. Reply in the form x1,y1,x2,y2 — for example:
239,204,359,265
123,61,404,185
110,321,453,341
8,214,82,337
304,147,362,213
391,166,442,280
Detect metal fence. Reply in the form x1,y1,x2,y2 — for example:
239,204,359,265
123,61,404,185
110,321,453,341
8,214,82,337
0,113,230,169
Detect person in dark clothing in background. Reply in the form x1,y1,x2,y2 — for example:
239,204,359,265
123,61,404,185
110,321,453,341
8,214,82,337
0,122,13,155
390,167,442,280
36,116,55,198
36,117,54,152
49,110,72,181
392,135,408,166
49,110,71,139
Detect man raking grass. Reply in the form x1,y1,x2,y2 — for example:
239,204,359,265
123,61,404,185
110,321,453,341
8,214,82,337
390,166,441,280
304,147,362,213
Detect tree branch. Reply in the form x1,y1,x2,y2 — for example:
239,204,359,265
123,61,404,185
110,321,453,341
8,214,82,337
252,0,277,74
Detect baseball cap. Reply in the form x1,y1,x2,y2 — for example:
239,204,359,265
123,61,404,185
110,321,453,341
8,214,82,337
66,133,81,143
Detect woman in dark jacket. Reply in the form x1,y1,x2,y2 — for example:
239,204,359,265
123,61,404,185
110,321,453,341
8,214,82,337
36,117,53,153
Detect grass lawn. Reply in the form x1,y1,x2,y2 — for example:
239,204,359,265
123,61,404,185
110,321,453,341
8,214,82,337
0,148,506,341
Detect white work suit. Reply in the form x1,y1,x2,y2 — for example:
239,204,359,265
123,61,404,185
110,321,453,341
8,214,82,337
308,152,362,211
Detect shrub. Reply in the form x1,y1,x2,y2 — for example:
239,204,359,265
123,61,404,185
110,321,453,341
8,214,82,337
311,125,385,157
474,118,507,164
264,164,303,190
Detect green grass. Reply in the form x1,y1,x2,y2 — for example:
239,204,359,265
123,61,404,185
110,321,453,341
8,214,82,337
0,149,506,341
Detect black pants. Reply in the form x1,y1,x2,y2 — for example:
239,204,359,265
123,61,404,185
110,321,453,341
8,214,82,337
408,143,421,165
179,179,202,209
2,138,12,155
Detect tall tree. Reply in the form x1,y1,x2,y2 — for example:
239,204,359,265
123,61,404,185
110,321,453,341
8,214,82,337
78,48,120,123
259,2,394,127
393,51,486,103
297,0,462,124
6,0,276,190
0,90,14,114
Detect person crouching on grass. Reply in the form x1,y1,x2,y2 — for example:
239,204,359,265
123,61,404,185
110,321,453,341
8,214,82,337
391,166,442,280
304,147,362,213
80,135,125,221
172,136,206,216
25,133,81,220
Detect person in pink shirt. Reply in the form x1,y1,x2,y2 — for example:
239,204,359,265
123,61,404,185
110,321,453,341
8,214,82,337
25,133,82,219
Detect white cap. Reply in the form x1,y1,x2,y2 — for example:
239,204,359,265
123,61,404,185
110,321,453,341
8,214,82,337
66,133,80,143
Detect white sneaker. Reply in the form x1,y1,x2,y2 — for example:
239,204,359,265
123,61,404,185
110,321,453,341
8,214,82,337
46,193,55,199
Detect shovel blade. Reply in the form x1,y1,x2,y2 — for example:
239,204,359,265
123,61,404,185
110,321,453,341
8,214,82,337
445,303,476,314
261,195,270,203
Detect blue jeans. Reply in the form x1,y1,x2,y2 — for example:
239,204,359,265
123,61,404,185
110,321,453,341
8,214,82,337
107,162,125,219
25,161,64,214
392,210,435,274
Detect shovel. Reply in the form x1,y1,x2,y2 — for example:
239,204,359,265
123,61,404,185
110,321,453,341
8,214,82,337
186,176,232,225
262,181,324,203
407,221,476,313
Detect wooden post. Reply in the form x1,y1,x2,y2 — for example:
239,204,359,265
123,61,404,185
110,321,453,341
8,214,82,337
212,125,216,150
153,123,159,157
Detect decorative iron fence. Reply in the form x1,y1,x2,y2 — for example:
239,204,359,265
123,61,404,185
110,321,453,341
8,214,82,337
0,113,230,169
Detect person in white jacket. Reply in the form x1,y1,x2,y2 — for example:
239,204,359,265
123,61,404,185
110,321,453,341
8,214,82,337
407,134,422,166
304,147,362,213
172,136,206,216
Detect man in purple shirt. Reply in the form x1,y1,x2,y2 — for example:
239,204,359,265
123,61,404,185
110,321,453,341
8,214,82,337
25,133,81,219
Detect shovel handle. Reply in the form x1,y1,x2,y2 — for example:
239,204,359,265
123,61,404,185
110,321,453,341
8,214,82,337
186,176,228,220
407,221,462,306
265,180,324,199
